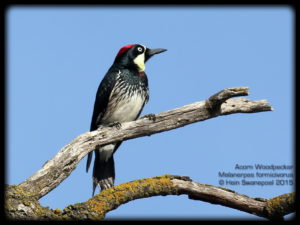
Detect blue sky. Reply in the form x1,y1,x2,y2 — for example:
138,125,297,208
7,6,294,219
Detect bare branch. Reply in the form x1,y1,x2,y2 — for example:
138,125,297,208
7,87,293,220
19,87,272,199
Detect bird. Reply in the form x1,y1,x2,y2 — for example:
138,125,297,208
86,44,167,195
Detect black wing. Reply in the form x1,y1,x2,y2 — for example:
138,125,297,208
86,68,118,172
90,69,119,131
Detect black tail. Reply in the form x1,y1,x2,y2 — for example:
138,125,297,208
86,152,93,173
92,149,115,196
86,142,122,196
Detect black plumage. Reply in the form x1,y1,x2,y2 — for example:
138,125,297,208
86,44,166,195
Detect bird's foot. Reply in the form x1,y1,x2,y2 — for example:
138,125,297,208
108,121,122,129
141,113,156,122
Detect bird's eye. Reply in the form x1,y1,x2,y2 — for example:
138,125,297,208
137,47,143,52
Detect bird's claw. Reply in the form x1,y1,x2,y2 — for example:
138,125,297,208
108,122,122,129
141,113,156,121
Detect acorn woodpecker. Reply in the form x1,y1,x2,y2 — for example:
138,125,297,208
86,44,167,195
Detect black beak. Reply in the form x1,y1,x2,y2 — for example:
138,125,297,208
145,48,167,62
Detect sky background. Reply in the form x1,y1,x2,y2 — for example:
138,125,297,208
6,6,294,220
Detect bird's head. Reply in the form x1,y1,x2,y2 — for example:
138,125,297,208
113,44,167,72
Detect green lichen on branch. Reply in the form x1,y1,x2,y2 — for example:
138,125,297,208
62,174,177,220
264,192,295,220
6,176,295,220
5,185,62,220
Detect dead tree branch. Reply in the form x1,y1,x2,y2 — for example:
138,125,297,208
6,87,292,221
61,175,294,220
6,175,294,220
18,87,272,199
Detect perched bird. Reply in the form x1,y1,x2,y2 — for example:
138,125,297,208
86,44,167,195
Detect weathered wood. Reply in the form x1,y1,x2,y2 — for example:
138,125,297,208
10,175,293,220
18,87,272,199
6,87,295,220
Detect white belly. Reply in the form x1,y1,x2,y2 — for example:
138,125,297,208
102,92,145,124
98,143,116,161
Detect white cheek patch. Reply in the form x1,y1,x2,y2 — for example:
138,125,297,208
133,53,145,72
133,45,147,72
